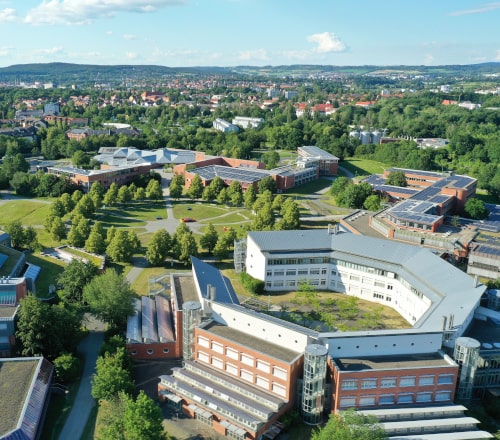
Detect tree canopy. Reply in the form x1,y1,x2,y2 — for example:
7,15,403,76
311,410,387,440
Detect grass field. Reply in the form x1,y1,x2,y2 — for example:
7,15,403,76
26,253,66,298
173,202,229,221
0,200,52,227
285,178,332,196
341,158,388,177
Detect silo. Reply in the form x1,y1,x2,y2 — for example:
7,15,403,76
349,130,360,139
371,130,382,144
360,131,371,145
454,337,480,403
182,301,202,361
302,344,328,425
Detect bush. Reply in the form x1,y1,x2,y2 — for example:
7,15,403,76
53,353,82,383
240,272,265,295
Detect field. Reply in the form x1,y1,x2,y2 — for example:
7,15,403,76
341,158,388,177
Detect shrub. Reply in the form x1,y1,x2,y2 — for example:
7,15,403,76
240,272,265,295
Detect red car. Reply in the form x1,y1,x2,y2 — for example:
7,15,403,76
181,217,196,223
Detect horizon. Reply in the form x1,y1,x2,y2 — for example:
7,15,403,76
0,1,499,68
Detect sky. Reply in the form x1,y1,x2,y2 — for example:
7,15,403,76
0,0,499,68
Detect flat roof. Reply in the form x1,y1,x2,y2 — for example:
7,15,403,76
172,274,199,306
335,352,452,371
298,145,339,160
191,165,270,183
0,305,18,318
202,321,300,363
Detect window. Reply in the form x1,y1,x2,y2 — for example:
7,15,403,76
131,350,137,355
361,379,377,389
359,396,375,406
198,352,209,363
273,367,287,380
211,342,223,354
211,357,223,369
226,363,238,376
379,395,395,405
416,392,432,403
147,349,154,355
274,270,284,277
163,348,169,353
241,354,253,367
197,336,209,348
256,376,269,389
321,268,327,275
298,269,308,276
435,391,451,401
400,376,416,387
339,397,356,408
397,394,413,404
272,383,286,397
310,269,320,275
286,270,296,276
273,281,284,287
240,369,253,382
381,378,396,388
437,374,454,385
418,375,434,386
226,347,238,360
341,379,358,390
285,280,296,287
266,271,272,277
256,360,270,374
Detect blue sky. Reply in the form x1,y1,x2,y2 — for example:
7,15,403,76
0,0,499,67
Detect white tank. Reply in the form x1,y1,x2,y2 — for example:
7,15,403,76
360,131,371,144
371,130,382,144
349,130,360,139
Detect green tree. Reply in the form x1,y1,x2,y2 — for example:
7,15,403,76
200,223,218,254
4,220,25,249
252,203,275,231
16,296,83,360
103,183,119,207
227,181,243,206
57,259,99,303
85,221,107,254
244,184,257,209
106,230,140,263
276,199,300,230
67,215,90,248
123,391,166,440
74,193,95,217
364,194,382,211
385,170,407,187
50,216,67,242
117,185,132,204
60,192,75,213
464,198,489,220
217,187,230,205
71,189,83,204
257,175,277,193
188,174,204,199
146,229,172,266
213,228,237,259
95,392,128,440
53,353,82,383
330,176,352,198
91,349,134,400
177,232,198,265
146,179,163,201
168,182,182,200
311,409,387,440
83,269,136,328
134,186,147,201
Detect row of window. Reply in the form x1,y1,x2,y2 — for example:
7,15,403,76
266,268,328,277
341,374,454,390
339,391,452,408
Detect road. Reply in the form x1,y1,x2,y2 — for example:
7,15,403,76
58,315,105,440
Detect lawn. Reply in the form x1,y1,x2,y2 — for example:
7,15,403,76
198,210,252,225
340,158,388,177
173,202,229,221
26,253,66,298
0,200,52,227
285,178,332,196
100,201,166,222
131,265,190,296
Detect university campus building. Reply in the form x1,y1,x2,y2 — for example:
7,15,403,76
142,229,497,439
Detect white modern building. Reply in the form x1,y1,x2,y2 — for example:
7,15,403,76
213,118,239,133
232,116,264,129
244,229,485,349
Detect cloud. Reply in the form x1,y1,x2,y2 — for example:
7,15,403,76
307,32,346,53
449,2,500,16
34,46,64,55
238,49,269,61
24,0,185,26
126,52,138,59
0,46,13,57
122,34,137,40
0,7,16,22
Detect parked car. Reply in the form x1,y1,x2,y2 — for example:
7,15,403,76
181,217,196,222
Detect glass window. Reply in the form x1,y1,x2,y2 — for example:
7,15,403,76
273,367,287,380
339,397,356,408
418,375,434,386
397,394,413,404
379,395,395,405
381,378,396,388
400,376,416,387
435,391,451,401
437,374,454,385
341,379,358,390
361,379,377,389
416,392,432,402
359,396,375,406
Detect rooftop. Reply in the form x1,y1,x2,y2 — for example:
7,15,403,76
172,274,199,306
201,321,301,364
298,145,339,161
335,352,453,371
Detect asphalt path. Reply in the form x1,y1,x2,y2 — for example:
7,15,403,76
58,315,105,440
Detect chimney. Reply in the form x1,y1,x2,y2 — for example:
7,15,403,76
442,316,448,331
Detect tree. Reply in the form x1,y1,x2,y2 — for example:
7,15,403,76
85,221,107,254
227,181,243,206
95,392,128,440
385,170,407,187
50,216,67,242
4,220,25,249
276,199,300,230
464,198,489,220
68,215,91,248
74,193,95,217
252,203,275,230
177,232,198,265
364,194,382,211
146,179,163,201
244,184,257,209
16,295,83,360
92,349,134,400
213,228,237,259
134,186,146,201
188,174,204,199
71,189,83,204
103,183,119,207
53,353,82,383
330,176,352,198
200,223,219,254
60,192,75,213
117,185,132,204
257,175,277,194
123,391,166,440
57,259,99,303
168,182,182,200
217,187,230,205
106,230,140,263
83,269,136,328
311,409,387,440
146,229,171,266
